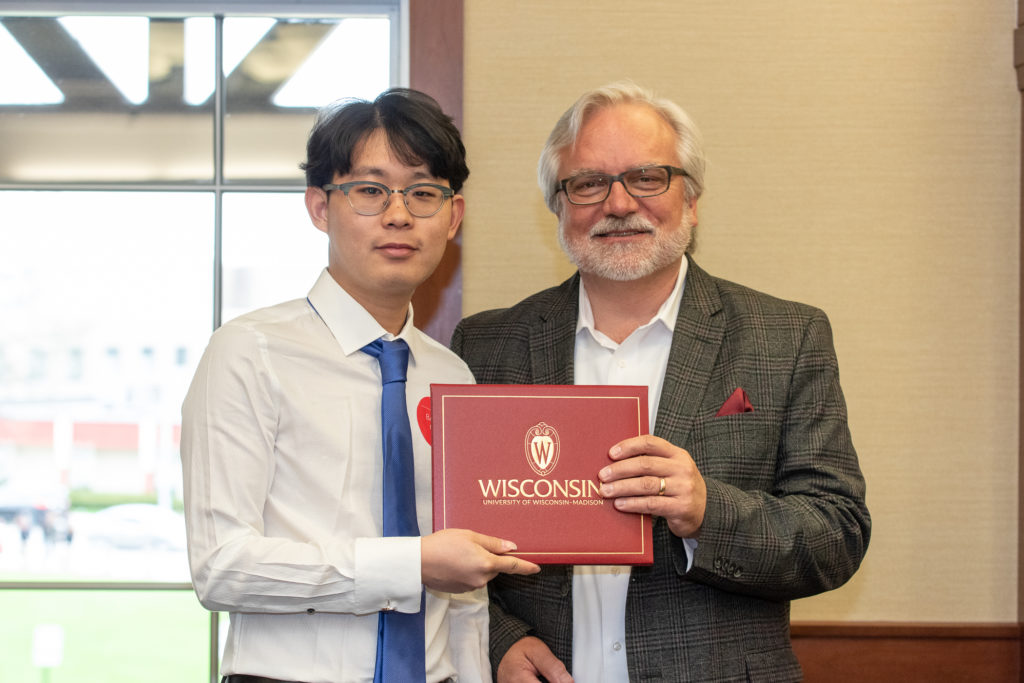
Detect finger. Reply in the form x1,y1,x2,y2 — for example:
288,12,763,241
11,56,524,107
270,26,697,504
496,555,541,575
599,455,666,483
471,532,520,555
611,493,669,515
608,434,673,460
600,473,665,498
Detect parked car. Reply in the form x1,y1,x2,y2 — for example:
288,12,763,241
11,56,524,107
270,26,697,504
0,478,71,542
0,478,69,521
85,503,187,551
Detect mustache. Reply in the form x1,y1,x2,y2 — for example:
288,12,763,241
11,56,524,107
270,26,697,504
588,214,657,237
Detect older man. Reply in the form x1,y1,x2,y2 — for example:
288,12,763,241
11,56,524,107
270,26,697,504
451,82,870,683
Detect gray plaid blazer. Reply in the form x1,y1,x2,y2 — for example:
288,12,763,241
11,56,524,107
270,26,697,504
450,257,870,683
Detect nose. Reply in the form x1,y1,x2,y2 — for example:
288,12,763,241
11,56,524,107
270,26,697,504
603,178,640,216
381,190,413,227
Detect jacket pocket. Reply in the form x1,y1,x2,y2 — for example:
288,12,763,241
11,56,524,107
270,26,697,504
689,413,780,487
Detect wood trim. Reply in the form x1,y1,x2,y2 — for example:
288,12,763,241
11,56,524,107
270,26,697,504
791,622,1021,682
408,0,464,345
407,0,465,132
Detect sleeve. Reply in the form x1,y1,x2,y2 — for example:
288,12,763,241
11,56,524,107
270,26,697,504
487,599,535,674
180,324,422,615
449,319,465,355
686,310,871,601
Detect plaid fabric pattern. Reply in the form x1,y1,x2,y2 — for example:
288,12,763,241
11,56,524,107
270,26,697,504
451,258,870,683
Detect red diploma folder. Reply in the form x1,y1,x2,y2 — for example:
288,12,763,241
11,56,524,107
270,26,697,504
430,384,653,565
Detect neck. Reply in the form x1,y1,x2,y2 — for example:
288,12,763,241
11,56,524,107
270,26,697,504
581,260,681,344
367,302,410,336
327,267,411,336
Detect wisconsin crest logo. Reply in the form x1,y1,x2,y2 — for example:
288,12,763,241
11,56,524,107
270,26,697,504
525,422,559,476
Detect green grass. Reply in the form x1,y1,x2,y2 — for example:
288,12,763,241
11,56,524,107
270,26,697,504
68,490,185,513
0,589,212,682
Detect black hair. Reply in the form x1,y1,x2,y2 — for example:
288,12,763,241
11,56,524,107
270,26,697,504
300,88,469,193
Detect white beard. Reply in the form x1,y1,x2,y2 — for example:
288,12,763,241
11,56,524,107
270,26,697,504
558,212,692,281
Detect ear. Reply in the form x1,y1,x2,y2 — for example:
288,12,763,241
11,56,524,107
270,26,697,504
446,193,466,241
305,186,330,234
687,196,699,227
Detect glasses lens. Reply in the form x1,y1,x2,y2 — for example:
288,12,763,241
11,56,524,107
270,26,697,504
345,182,389,215
403,184,446,217
623,167,671,197
565,174,611,204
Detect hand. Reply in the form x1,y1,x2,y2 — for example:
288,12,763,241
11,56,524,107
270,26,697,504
598,434,706,538
421,529,540,593
496,636,573,683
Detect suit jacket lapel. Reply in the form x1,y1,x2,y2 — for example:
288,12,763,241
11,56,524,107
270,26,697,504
654,258,725,449
525,263,725,438
529,273,580,385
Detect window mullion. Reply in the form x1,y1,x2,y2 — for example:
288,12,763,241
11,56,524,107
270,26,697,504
212,13,224,332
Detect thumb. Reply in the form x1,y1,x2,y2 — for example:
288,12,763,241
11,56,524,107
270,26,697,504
527,641,573,683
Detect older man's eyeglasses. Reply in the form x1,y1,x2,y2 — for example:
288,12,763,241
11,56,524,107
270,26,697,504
322,181,455,218
557,165,688,205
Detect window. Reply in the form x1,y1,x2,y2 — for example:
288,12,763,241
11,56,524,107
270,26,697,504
1,1,399,583
0,2,409,678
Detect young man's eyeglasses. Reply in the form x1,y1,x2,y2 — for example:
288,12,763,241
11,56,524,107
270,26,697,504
557,165,688,206
322,181,455,218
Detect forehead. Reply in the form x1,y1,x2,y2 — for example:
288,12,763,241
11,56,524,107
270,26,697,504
348,129,431,178
561,102,678,174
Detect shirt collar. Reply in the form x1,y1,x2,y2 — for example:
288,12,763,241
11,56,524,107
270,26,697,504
306,268,418,358
576,258,689,341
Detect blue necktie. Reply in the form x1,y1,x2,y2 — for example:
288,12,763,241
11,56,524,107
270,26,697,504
362,338,426,683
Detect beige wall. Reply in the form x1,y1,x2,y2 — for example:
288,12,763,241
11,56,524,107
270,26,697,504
460,1,1020,622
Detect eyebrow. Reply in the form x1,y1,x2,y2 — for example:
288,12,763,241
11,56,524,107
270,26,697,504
565,164,665,178
566,167,603,177
348,166,434,182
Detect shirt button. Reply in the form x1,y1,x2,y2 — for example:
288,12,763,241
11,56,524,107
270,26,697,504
612,642,622,651
306,608,315,614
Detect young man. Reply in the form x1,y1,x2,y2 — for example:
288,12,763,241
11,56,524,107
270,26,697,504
451,82,870,682
182,88,538,683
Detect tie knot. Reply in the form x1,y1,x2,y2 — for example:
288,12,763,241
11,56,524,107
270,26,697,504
362,338,409,385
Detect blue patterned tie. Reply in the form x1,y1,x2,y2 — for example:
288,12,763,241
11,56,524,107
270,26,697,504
362,338,426,683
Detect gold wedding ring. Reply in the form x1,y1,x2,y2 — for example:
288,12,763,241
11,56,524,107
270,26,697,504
658,477,666,496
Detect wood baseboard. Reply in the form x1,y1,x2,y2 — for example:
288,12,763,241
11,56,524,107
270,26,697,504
791,622,1021,682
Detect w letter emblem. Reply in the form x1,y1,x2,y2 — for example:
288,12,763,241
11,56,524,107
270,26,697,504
525,422,560,476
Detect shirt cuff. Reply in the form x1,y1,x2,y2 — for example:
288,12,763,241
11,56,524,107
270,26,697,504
355,536,422,613
683,538,698,571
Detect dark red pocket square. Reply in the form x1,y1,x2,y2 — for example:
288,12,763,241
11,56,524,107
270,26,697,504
716,387,754,417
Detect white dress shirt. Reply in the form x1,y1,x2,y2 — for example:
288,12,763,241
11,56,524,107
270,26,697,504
181,269,484,683
571,259,697,683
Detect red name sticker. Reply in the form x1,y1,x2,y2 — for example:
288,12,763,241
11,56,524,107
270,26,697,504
417,397,431,445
